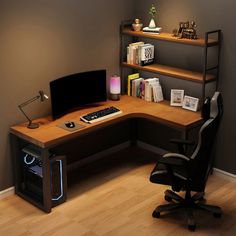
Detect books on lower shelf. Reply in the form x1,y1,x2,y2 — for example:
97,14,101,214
127,73,163,103
127,42,154,66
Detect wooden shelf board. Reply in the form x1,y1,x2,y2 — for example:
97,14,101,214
122,62,216,83
122,27,218,47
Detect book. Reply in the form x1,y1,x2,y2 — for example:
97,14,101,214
139,44,154,66
127,73,139,96
143,27,162,33
131,78,144,97
139,79,146,99
152,83,164,102
144,78,159,101
127,42,144,64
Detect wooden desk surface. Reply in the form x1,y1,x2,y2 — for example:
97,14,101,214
10,96,202,148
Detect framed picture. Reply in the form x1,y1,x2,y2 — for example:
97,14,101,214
170,89,184,106
182,95,199,111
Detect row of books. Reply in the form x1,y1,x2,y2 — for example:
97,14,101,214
127,42,154,66
127,73,163,103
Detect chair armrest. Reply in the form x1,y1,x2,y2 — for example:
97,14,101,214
163,153,190,161
158,153,189,166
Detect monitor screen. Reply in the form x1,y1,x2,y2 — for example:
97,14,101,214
50,70,107,119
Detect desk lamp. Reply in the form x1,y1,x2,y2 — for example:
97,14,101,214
110,75,121,100
18,90,49,129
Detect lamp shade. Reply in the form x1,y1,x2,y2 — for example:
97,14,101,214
110,75,120,100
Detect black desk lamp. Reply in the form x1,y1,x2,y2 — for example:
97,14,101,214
18,90,49,129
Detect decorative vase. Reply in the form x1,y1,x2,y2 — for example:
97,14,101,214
132,19,143,32
149,18,156,28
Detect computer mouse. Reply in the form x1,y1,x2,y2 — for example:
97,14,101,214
65,121,75,128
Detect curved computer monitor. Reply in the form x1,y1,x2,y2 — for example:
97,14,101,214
50,70,107,120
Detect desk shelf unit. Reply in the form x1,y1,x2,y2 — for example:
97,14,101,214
120,20,221,107
10,135,67,213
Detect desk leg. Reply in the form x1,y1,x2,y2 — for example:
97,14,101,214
10,134,22,194
41,149,52,213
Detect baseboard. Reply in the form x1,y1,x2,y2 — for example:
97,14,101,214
213,168,236,182
0,187,15,200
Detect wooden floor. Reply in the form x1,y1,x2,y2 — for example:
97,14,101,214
1,147,236,236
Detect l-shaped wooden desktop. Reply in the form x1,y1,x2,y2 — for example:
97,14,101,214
10,95,202,212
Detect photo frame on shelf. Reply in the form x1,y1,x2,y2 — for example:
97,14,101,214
170,89,184,106
182,95,199,112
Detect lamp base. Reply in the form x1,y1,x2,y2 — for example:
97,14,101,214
27,123,39,129
110,94,120,101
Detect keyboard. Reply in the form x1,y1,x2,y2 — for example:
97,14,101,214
80,106,122,123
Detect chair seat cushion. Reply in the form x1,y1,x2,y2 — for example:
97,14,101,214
150,160,189,191
150,162,171,185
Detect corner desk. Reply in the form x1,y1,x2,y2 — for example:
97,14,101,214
10,95,202,213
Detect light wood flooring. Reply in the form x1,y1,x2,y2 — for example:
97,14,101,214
1,147,236,236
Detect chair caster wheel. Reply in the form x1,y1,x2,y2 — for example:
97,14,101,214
188,224,196,231
152,210,160,218
213,213,222,218
164,195,172,202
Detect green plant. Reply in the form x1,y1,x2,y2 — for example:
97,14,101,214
149,4,157,19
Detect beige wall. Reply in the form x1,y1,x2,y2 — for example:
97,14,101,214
0,0,135,190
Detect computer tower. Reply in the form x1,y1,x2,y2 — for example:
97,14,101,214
51,155,67,207
22,146,67,207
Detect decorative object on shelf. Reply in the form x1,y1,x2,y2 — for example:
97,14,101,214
143,26,162,34
109,75,121,100
182,95,199,111
148,4,157,28
173,21,197,39
170,89,184,106
18,90,49,129
143,4,161,34
132,19,143,32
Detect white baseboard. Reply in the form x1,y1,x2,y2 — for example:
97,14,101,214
213,168,236,182
0,187,15,200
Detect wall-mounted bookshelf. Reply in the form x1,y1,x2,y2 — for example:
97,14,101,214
120,21,221,106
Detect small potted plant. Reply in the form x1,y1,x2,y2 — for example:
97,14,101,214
149,4,157,28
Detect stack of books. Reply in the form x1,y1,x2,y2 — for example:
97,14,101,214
127,73,163,103
127,42,154,66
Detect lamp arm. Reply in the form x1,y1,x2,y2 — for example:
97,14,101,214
18,105,32,124
18,95,40,108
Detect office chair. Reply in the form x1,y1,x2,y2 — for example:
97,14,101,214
150,92,223,231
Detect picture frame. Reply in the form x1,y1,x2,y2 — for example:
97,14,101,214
182,95,199,112
170,89,184,106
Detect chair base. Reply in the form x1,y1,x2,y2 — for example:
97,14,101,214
152,189,222,231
